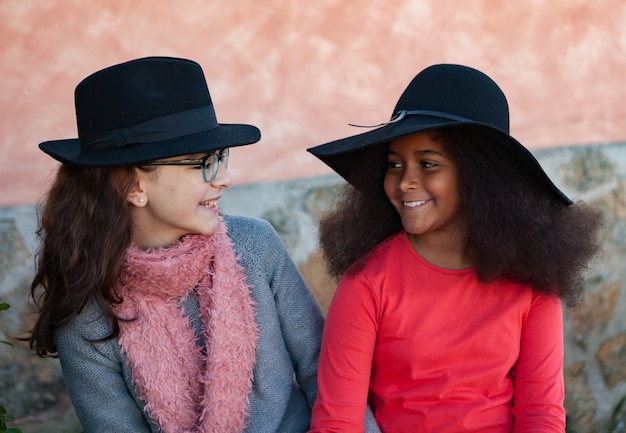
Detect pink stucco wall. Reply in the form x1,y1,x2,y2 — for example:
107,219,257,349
1,1,625,207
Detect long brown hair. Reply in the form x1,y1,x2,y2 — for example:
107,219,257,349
318,127,603,307
28,164,137,356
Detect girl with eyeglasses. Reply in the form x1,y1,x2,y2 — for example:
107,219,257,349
24,57,362,433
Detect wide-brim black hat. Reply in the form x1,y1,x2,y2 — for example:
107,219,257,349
39,56,261,166
308,64,571,205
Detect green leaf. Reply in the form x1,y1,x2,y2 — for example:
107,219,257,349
0,303,9,312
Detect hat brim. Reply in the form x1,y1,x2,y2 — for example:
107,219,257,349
308,115,454,179
308,115,572,205
39,123,260,167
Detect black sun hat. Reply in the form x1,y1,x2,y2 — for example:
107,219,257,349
307,63,572,205
39,56,261,166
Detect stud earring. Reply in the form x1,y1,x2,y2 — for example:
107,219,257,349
138,197,145,203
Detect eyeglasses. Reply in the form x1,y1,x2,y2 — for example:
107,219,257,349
142,148,229,183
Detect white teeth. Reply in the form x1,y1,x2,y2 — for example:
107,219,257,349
201,200,217,208
404,200,427,208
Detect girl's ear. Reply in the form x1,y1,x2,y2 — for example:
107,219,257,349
127,171,147,207
127,187,147,207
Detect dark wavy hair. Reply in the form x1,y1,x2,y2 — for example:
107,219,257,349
28,164,138,357
318,127,603,307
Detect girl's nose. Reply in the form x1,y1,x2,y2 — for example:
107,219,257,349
398,168,420,191
211,163,232,189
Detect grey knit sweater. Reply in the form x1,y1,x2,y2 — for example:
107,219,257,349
56,216,327,432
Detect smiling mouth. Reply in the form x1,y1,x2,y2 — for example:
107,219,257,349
200,199,218,209
403,200,428,208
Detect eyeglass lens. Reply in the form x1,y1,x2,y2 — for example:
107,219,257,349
202,148,229,182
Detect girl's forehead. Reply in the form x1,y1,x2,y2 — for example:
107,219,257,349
389,132,446,153
187,152,208,159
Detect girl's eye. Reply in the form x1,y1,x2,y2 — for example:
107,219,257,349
387,161,402,169
421,160,437,168
203,155,218,170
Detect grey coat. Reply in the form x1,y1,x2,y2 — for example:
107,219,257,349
56,216,325,432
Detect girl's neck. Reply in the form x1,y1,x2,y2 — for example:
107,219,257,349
407,232,471,270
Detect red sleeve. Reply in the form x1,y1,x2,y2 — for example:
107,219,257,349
308,272,379,433
512,293,566,432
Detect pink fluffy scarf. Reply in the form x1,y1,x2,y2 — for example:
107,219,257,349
112,219,258,433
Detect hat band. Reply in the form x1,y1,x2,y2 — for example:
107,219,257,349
84,105,219,151
349,109,473,128
401,109,473,123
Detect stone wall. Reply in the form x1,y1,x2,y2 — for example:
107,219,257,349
0,142,625,432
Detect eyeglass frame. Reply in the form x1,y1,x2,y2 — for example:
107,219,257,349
141,148,229,183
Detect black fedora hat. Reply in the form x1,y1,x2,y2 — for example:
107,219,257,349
308,64,571,205
39,56,261,166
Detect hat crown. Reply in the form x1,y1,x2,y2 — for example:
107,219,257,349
75,57,214,149
393,64,510,133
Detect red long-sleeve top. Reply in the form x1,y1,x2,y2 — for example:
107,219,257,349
309,231,565,433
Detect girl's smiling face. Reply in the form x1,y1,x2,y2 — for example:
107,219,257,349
384,131,463,246
128,152,232,249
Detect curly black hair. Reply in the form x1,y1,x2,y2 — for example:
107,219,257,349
318,127,603,307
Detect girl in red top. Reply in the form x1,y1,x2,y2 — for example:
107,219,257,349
306,64,603,432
